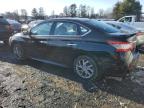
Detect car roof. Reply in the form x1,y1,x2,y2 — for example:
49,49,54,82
46,18,91,23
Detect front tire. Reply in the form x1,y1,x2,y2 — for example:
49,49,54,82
13,43,26,60
74,55,101,81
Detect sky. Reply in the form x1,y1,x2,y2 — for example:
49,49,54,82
0,0,143,15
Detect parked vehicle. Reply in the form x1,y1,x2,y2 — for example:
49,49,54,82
117,15,144,30
104,21,144,47
0,16,13,44
9,18,140,80
28,20,44,28
21,20,44,35
6,19,21,34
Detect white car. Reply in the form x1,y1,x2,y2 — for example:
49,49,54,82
117,15,144,31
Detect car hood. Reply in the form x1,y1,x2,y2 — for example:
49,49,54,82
13,32,23,37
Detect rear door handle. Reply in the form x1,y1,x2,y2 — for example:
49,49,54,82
40,40,47,44
67,43,77,46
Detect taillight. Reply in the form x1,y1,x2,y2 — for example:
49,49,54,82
107,40,134,52
136,32,144,36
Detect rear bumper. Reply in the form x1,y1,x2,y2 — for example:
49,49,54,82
97,51,140,77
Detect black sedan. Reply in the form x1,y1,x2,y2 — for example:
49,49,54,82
9,18,140,80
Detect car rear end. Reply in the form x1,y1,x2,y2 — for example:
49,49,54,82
88,20,140,77
0,17,13,41
105,21,144,47
107,33,139,76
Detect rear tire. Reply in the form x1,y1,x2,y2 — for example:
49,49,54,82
12,43,26,60
74,55,101,81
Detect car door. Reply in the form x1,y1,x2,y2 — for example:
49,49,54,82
26,21,53,59
46,21,89,66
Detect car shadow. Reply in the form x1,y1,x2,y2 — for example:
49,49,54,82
96,78,144,104
0,43,144,105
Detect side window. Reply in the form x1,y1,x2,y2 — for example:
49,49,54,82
119,17,132,22
119,18,125,22
54,22,78,36
31,22,53,35
80,26,89,35
125,17,132,22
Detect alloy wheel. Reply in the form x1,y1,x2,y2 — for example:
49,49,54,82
13,44,23,59
75,56,97,79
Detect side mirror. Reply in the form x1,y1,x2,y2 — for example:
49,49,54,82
21,24,29,35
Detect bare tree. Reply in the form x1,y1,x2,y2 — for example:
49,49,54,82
51,10,55,16
4,12,14,19
79,5,87,17
21,9,28,20
69,4,77,17
63,6,69,16
32,8,38,19
90,8,95,18
98,9,104,18
13,10,20,21
38,7,45,19
86,6,91,18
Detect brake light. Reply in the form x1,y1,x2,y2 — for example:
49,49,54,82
136,32,144,36
107,40,134,52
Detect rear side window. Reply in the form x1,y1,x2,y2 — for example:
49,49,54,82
54,22,78,36
89,20,120,33
80,26,89,35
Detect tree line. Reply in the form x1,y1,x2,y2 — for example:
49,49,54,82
1,7,45,21
1,0,142,22
63,4,97,18
113,0,142,21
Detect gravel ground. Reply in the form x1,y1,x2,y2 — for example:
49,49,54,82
0,43,144,108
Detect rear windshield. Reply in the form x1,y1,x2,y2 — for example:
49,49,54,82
89,20,120,33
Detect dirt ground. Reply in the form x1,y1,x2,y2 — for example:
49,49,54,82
0,43,144,108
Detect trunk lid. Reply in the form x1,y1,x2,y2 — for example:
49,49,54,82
108,33,137,52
